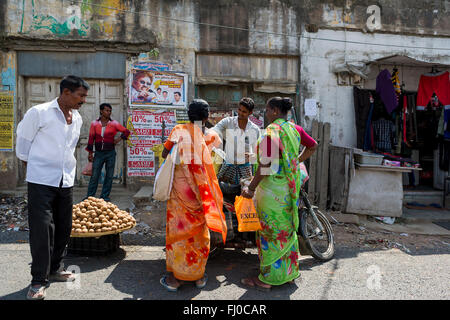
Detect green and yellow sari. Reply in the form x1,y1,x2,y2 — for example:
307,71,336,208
254,118,307,285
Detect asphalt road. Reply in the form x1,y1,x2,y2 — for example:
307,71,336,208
0,230,449,301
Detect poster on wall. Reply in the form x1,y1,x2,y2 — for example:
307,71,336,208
133,60,170,72
129,69,188,109
0,92,14,151
127,110,177,176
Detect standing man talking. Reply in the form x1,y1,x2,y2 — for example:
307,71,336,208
212,97,261,185
16,75,89,300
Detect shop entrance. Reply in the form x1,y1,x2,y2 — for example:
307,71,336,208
356,57,450,208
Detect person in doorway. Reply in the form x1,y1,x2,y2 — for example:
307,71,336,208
240,97,317,291
159,99,227,292
211,97,261,184
16,75,90,300
85,103,131,202
130,70,157,103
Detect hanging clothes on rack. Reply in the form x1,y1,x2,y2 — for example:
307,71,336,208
376,69,399,114
353,87,373,149
363,94,375,151
406,93,419,143
416,70,450,111
392,68,401,103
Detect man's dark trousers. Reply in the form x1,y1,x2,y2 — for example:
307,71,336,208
27,181,73,286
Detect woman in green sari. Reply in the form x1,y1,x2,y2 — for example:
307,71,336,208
241,97,317,290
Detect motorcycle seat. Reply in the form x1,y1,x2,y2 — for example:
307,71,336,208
219,181,241,196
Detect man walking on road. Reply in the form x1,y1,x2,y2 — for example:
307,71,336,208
16,75,89,300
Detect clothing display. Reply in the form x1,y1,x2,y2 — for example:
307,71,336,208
354,67,449,189
372,118,396,153
392,68,401,102
353,87,373,149
376,69,398,114
416,71,450,110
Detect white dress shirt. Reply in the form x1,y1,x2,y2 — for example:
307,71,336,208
211,116,261,164
16,98,83,188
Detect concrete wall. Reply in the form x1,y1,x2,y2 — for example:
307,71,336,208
1,0,450,190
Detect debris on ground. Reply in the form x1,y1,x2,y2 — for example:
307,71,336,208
0,195,28,232
374,216,396,225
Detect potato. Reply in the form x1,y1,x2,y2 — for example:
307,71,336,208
75,228,82,233
89,229,95,233
95,229,102,233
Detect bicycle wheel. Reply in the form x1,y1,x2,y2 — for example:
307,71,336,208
301,208,335,261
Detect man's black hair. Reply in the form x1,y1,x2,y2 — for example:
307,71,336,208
100,103,112,111
239,97,255,112
59,75,90,94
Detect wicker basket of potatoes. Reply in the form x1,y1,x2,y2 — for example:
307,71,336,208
71,197,136,237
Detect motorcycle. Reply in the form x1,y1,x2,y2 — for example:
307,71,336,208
210,172,335,261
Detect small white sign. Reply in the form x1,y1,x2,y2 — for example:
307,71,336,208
304,99,317,117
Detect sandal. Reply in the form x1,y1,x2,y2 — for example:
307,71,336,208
241,277,271,292
160,275,179,292
49,270,76,282
195,274,208,289
27,285,46,300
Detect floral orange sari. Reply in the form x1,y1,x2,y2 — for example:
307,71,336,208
163,123,226,281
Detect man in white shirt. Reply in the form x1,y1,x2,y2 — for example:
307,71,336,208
211,97,261,185
16,75,89,300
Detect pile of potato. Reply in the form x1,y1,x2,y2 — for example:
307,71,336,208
71,197,136,235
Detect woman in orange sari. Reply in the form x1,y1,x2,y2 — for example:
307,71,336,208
160,99,227,292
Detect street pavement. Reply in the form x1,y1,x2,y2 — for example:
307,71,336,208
0,230,449,301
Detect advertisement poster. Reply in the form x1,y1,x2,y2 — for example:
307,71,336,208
129,69,187,109
133,60,170,72
127,110,177,176
0,92,14,151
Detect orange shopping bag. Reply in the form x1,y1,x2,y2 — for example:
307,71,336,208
234,195,262,232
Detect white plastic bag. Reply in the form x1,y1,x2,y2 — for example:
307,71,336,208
153,144,177,201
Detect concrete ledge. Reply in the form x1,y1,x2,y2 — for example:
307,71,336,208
359,219,450,236
133,186,153,206
326,212,360,224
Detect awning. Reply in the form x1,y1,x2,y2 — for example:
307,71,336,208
369,55,450,68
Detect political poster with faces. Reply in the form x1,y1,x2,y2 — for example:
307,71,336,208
127,110,177,176
129,69,187,109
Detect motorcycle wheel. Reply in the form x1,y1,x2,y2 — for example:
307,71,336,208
208,244,223,260
300,208,335,261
